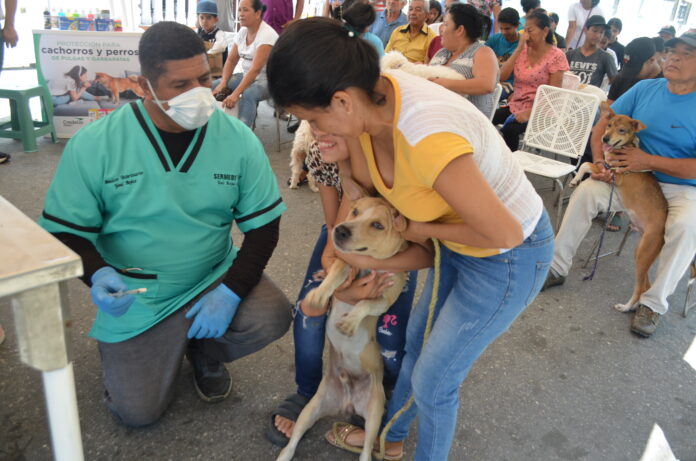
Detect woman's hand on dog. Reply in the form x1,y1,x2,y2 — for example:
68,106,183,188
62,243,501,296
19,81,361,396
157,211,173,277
223,92,241,109
606,147,653,174
334,270,395,305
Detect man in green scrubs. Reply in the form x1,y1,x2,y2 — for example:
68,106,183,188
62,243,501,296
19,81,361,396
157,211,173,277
39,22,291,426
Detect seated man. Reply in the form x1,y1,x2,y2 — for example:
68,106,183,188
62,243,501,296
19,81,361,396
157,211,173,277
385,0,435,63
38,22,291,426
485,7,520,99
566,15,618,88
543,32,696,339
370,0,407,47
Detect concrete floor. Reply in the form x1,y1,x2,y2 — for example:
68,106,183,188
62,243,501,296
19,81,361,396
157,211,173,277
1,103,696,461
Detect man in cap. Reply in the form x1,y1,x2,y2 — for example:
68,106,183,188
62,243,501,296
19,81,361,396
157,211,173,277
544,31,696,338
658,25,676,42
566,15,617,87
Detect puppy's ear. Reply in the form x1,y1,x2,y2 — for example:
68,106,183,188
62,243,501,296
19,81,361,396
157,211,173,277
393,213,407,232
631,120,647,132
600,101,615,119
342,176,368,202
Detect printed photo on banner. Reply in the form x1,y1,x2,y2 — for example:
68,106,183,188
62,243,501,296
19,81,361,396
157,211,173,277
33,30,143,137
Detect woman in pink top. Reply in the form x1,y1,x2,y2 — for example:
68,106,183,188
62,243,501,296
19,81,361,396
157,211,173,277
492,10,568,150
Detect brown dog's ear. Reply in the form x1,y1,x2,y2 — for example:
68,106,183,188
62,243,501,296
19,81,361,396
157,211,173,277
393,213,407,232
600,101,615,120
342,176,368,202
631,120,647,132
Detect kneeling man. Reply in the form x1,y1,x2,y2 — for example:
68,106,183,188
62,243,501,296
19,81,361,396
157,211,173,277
39,22,291,426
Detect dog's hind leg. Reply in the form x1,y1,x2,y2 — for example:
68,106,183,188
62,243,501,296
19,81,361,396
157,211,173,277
614,229,665,312
276,380,338,461
359,377,386,461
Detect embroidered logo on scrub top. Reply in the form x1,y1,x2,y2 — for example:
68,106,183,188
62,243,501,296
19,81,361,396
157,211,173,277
104,171,144,190
213,173,240,186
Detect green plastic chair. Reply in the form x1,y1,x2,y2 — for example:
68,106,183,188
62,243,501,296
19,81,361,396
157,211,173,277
0,84,57,153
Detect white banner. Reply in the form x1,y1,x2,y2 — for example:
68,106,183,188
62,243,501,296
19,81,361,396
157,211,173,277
34,30,143,138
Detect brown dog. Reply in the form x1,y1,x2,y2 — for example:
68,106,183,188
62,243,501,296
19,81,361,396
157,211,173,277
94,72,144,104
288,120,318,192
570,104,668,312
276,180,409,461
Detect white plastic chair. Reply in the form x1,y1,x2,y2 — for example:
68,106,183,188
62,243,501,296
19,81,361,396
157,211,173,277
488,83,503,122
511,84,600,227
562,71,581,90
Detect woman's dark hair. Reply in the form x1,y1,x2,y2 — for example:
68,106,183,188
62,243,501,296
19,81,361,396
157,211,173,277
251,0,268,14
521,0,540,14
549,12,559,25
343,2,376,33
607,17,622,32
139,21,206,81
527,10,555,45
267,17,380,109
608,37,656,101
591,0,600,7
330,0,358,21
65,65,88,87
652,36,665,53
497,7,519,27
429,0,442,18
447,3,490,42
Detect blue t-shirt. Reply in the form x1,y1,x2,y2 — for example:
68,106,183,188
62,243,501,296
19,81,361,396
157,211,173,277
362,31,385,57
611,79,696,187
485,32,519,84
370,11,407,46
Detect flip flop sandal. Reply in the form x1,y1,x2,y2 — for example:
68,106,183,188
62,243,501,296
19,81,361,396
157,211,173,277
607,213,623,232
266,393,309,447
325,422,404,461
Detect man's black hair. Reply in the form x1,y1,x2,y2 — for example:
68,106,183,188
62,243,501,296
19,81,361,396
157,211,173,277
267,17,380,109
521,0,541,14
498,7,520,27
139,21,207,81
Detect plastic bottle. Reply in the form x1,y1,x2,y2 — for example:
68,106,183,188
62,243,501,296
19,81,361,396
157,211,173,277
100,9,111,20
51,9,59,28
58,9,65,17
71,10,80,20
44,7,51,29
114,19,122,32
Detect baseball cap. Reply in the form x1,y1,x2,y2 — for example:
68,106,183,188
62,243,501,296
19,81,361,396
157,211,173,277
658,25,676,37
197,0,218,15
623,37,656,69
665,31,696,48
585,15,608,30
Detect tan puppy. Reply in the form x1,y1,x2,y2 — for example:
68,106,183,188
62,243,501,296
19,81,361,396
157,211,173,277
570,104,668,312
288,120,318,192
94,72,145,104
276,180,408,461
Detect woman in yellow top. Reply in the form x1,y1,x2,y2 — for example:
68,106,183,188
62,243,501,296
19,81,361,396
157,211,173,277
267,17,554,461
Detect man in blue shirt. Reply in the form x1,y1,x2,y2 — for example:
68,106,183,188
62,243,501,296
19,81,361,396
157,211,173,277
370,0,407,46
543,32,696,338
485,7,519,98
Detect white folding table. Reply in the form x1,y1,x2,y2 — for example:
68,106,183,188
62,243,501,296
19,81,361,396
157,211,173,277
0,195,85,461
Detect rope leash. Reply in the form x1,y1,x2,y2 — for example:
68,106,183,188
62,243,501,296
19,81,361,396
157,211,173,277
583,174,616,281
376,238,441,460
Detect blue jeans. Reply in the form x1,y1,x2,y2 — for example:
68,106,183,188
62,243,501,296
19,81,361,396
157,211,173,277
212,73,269,128
52,91,96,105
384,210,554,460
293,226,417,399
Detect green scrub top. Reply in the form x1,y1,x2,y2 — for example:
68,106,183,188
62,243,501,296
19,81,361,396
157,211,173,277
39,100,286,343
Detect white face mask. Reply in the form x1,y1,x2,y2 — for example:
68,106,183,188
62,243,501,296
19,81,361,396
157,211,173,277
147,80,217,130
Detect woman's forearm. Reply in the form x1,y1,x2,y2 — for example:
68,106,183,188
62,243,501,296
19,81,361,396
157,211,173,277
436,76,495,95
337,241,434,271
416,219,523,250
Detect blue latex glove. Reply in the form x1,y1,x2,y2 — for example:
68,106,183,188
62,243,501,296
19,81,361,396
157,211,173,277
90,267,135,317
185,284,241,339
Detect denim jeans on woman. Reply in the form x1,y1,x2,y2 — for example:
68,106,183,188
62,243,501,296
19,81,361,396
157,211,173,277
293,225,417,398
383,209,554,460
52,90,97,106
213,73,269,128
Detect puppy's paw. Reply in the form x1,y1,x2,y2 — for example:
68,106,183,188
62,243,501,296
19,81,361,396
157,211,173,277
614,302,637,312
304,288,330,311
336,312,363,337
288,177,299,189
569,177,581,188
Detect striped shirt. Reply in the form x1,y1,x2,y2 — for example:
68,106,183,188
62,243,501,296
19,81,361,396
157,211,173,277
430,41,496,117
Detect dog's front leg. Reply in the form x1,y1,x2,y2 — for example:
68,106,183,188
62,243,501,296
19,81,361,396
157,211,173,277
336,278,405,337
569,162,598,187
303,259,351,311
